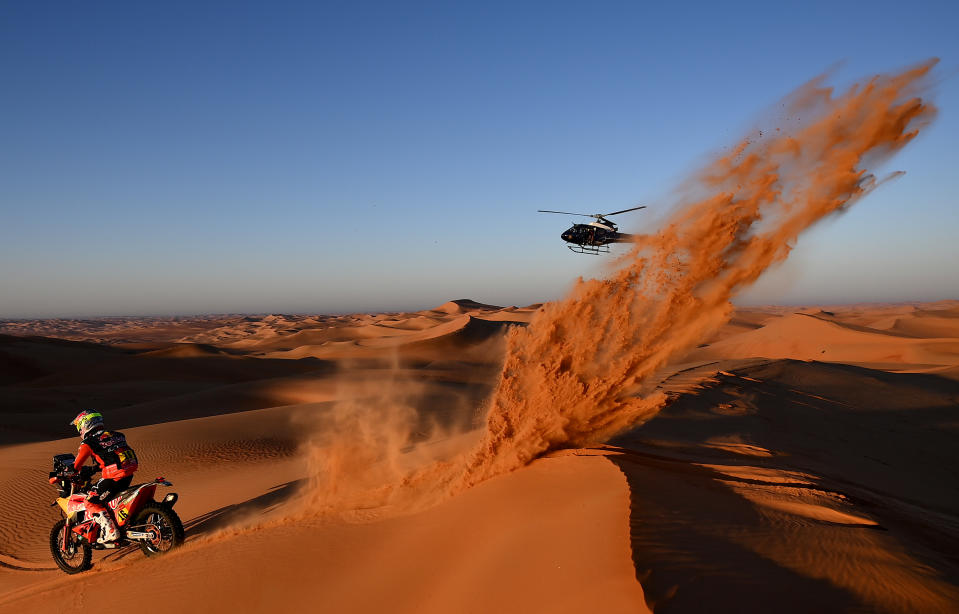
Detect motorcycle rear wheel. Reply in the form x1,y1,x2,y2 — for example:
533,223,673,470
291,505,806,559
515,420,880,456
49,519,92,574
134,504,184,557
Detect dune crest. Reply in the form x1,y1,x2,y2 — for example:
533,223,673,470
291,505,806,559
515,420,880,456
691,312,959,366
432,299,503,314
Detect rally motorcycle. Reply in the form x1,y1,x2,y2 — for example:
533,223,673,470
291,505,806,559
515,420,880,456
48,453,184,574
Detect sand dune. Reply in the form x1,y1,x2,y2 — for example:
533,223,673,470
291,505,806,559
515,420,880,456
691,312,959,368
0,334,125,385
611,357,959,612
475,307,539,324
139,343,229,358
375,314,446,331
0,448,645,614
259,313,522,363
890,313,959,338
431,298,503,314
1,300,958,612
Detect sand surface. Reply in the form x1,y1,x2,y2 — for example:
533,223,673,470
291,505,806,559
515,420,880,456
1,299,958,613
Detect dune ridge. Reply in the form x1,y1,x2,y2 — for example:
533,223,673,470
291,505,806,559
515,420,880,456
690,311,959,367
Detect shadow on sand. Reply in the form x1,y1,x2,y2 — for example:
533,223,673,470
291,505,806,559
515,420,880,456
184,479,305,539
607,449,864,613
605,359,959,612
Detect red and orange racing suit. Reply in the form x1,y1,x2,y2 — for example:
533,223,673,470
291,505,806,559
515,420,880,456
73,429,139,505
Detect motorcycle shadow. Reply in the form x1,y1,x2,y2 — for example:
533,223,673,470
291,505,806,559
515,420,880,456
102,479,303,564
184,479,304,538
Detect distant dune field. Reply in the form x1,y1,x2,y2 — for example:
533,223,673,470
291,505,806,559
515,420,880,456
1,299,958,613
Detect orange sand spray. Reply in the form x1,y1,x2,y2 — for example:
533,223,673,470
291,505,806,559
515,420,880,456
294,62,938,515
454,60,937,488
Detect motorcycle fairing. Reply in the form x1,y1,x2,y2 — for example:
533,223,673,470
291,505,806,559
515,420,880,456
71,518,98,543
111,482,158,526
57,482,157,526
57,495,88,521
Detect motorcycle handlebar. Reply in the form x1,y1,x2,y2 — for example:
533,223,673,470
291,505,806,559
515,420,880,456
51,466,96,484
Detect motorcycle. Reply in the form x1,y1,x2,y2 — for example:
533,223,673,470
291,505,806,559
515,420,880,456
47,453,185,574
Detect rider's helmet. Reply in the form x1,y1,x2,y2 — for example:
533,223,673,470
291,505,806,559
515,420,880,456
70,410,104,438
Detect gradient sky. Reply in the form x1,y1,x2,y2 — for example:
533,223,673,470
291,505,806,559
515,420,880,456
2,1,957,318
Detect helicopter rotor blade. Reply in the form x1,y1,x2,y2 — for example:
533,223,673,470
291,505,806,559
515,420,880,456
602,205,647,216
537,210,598,217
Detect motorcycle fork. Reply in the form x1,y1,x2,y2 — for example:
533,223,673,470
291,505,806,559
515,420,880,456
62,482,74,552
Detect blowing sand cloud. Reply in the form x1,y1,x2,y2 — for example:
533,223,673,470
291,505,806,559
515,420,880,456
454,60,937,488
302,60,938,510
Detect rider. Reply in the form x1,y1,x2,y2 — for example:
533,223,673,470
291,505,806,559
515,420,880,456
69,410,139,544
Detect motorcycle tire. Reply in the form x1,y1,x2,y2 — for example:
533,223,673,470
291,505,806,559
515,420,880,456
49,519,92,574
134,504,184,557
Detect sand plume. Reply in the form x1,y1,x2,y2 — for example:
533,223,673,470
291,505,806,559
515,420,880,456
455,60,938,487
291,61,938,510
296,366,479,518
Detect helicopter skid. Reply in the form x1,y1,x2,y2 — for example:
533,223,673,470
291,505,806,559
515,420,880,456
567,244,610,255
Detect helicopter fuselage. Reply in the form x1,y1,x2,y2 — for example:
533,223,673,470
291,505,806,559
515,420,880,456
560,222,632,248
539,204,644,254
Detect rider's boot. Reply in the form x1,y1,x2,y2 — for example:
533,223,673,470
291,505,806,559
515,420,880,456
87,503,119,545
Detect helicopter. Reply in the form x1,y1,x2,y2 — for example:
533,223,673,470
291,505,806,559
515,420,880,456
538,205,646,254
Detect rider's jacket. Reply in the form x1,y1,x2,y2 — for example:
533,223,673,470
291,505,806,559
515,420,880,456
73,429,139,479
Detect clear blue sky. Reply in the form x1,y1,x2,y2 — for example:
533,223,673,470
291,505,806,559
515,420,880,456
2,1,957,317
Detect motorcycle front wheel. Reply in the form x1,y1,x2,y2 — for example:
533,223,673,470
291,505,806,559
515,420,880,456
134,504,184,557
49,519,92,574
